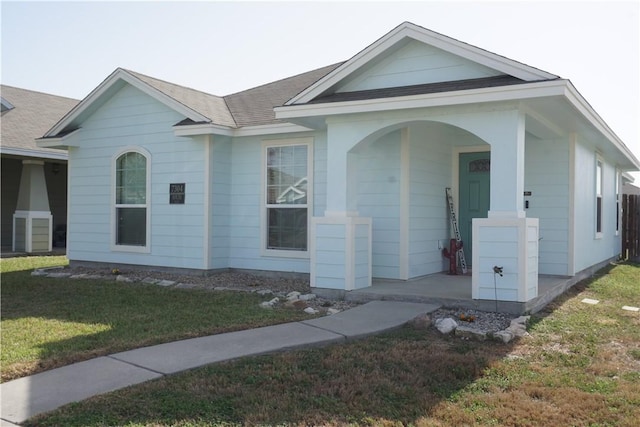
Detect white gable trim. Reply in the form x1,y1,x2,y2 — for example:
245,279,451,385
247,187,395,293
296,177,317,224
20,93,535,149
287,22,557,105
36,128,82,149
173,122,314,138
563,81,640,169
45,68,211,138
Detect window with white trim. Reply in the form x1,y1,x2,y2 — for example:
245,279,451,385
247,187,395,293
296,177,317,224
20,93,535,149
615,170,620,234
115,151,148,247
595,156,603,236
263,140,312,254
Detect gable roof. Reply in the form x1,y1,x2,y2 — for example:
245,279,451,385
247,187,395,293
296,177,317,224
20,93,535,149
45,63,342,138
127,70,237,127
0,85,79,159
286,22,558,105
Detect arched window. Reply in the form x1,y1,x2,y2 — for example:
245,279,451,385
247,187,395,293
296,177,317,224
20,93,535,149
114,151,148,248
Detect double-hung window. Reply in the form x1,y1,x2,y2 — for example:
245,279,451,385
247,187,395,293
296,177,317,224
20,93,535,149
595,156,603,237
114,149,150,251
615,170,620,235
263,138,312,256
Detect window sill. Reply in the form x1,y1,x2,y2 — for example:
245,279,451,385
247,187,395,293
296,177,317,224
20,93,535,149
262,248,310,259
110,244,150,254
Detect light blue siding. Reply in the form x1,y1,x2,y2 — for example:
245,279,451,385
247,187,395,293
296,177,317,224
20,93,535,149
337,39,503,93
572,140,621,273
524,136,569,275
408,122,454,277
354,130,401,279
66,83,207,269
210,136,231,269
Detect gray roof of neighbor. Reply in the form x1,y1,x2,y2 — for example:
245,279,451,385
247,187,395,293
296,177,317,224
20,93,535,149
1,85,79,156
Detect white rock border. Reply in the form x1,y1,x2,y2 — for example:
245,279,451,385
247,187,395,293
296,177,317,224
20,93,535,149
429,315,530,344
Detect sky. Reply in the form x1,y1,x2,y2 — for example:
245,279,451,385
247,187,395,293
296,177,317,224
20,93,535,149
2,0,639,174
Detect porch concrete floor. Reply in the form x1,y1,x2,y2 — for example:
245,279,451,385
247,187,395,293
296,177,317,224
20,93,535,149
345,272,574,315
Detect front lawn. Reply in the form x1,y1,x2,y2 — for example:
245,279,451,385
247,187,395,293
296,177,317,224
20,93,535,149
1,257,311,382
24,262,640,426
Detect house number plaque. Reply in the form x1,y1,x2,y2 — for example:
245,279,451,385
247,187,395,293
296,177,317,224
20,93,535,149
170,183,185,204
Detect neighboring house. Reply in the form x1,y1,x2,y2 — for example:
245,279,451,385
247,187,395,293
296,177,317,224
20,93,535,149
39,22,639,304
1,85,78,252
622,172,640,195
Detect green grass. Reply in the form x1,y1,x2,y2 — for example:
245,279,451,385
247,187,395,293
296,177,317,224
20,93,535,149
24,261,640,427
1,256,311,382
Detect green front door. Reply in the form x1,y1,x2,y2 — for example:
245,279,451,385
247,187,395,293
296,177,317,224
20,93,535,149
458,152,490,266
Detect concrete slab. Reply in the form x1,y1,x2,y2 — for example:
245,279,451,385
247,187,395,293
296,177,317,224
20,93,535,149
581,298,600,305
0,357,161,424
110,322,344,375
622,305,639,312
302,300,440,339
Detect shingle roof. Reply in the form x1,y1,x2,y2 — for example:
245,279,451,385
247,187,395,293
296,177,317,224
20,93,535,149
125,63,342,129
1,85,79,156
125,70,237,127
223,63,343,127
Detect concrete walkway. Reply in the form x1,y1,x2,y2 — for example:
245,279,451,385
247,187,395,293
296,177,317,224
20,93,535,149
1,301,438,426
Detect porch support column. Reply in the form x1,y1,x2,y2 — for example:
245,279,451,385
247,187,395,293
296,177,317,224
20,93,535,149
310,119,372,291
13,160,53,253
471,109,538,302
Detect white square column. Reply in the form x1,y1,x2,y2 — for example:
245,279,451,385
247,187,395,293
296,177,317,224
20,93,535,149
472,217,539,302
13,211,53,253
468,109,538,303
310,214,372,290
13,160,53,253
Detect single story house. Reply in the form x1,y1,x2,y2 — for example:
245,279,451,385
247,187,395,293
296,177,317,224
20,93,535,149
39,22,639,304
1,85,78,253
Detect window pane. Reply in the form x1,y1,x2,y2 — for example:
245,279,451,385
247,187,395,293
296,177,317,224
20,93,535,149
596,197,602,233
117,207,146,246
266,145,307,205
116,152,146,204
267,208,307,250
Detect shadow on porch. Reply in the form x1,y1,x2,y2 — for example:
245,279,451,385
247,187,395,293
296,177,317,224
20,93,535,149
344,272,580,315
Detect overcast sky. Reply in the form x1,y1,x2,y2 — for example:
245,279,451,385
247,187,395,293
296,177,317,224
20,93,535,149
2,0,639,171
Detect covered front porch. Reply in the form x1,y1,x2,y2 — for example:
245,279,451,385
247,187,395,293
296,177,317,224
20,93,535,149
342,273,581,315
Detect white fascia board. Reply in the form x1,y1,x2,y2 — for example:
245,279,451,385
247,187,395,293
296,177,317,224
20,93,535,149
233,122,314,137
622,171,635,183
46,69,210,137
287,22,557,105
173,123,234,137
0,146,68,161
276,80,569,120
173,122,314,138
563,81,640,170
36,128,81,149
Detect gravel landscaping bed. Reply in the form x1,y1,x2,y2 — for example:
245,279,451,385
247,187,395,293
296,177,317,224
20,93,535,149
431,308,513,333
52,266,359,314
